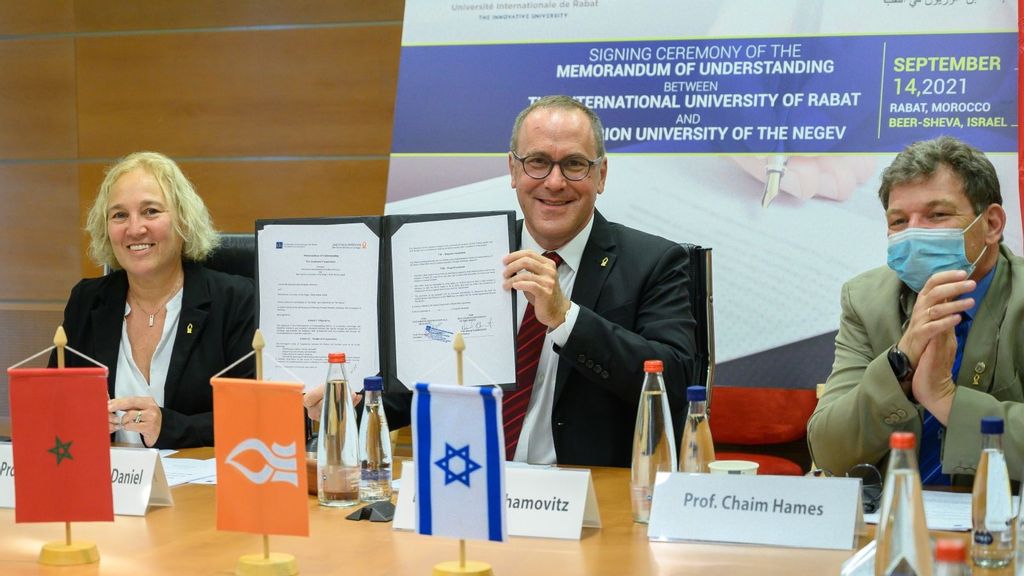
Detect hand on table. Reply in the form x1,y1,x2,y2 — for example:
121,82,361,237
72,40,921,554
108,396,162,446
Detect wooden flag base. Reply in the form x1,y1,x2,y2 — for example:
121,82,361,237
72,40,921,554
38,541,99,566
432,560,493,576
236,552,298,576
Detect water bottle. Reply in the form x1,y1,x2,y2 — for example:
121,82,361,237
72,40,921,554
359,375,392,503
679,385,714,473
971,416,1014,568
933,539,969,576
630,360,677,523
317,353,359,507
875,431,931,576
1015,477,1024,576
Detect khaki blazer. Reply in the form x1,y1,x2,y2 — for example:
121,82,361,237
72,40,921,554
808,244,1024,480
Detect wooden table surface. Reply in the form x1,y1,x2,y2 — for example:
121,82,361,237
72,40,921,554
0,425,1010,576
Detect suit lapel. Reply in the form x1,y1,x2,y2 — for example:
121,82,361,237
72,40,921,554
552,211,616,407
92,273,129,397
958,247,1010,392
164,264,210,407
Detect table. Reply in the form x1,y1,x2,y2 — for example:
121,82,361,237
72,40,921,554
0,439,1010,575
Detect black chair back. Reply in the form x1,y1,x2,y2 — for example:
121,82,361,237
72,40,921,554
680,243,713,394
204,233,256,279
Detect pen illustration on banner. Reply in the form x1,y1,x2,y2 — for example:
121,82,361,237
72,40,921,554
761,155,788,208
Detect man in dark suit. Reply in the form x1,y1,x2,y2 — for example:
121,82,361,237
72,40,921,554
362,96,696,467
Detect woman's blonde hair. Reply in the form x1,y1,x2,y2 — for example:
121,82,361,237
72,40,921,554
85,152,220,270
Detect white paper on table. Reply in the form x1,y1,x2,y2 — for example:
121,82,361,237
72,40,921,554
863,490,1020,532
257,222,381,391
389,214,515,389
160,457,217,487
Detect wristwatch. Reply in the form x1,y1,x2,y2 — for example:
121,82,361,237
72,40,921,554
887,346,914,384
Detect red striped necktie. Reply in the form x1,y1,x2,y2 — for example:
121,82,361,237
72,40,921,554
503,251,563,459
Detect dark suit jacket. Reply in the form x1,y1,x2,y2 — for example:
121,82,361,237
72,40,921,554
384,211,697,467
56,261,256,448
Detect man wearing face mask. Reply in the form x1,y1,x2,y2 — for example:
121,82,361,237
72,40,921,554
808,136,1024,484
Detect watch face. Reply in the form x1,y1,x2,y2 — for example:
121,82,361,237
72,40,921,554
889,347,912,381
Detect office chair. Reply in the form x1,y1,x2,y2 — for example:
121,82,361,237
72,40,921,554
203,232,256,279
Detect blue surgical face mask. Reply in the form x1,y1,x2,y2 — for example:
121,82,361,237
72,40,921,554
886,212,986,292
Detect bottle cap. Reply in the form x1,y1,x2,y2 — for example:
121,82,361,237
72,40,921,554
934,538,966,563
644,360,664,373
686,386,706,402
980,416,1004,434
889,431,915,450
364,376,383,392
327,352,346,363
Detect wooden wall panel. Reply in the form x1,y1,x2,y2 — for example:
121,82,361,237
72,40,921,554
0,306,66,418
0,1,74,35
78,161,390,221
75,0,404,31
1,5,404,417
0,38,77,159
0,164,83,299
76,25,402,158
180,160,389,224
77,159,388,265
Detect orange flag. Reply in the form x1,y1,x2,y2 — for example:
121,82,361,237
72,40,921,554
8,367,114,523
213,377,308,537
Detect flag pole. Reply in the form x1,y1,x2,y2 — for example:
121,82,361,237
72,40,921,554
234,329,299,576
253,330,270,561
432,332,492,576
454,332,466,569
55,326,72,546
37,326,101,566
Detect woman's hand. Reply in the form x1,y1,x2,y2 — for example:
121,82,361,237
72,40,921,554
108,396,163,446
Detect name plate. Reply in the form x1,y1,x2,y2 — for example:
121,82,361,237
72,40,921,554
648,472,862,550
110,447,173,516
0,443,173,516
394,461,601,539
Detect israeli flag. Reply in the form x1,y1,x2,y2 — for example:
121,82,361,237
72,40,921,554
412,382,507,542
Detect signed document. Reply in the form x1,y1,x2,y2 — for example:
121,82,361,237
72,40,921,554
257,221,381,391
257,212,516,392
389,214,515,388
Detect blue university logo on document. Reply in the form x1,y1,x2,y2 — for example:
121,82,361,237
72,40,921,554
435,443,481,487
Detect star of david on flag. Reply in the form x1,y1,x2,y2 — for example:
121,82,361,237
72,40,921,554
412,382,507,542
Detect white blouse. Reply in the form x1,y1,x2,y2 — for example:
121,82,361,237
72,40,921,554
113,288,183,445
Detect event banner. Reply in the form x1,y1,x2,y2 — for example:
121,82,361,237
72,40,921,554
386,0,1020,387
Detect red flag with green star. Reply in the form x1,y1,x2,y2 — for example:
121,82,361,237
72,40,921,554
8,367,114,523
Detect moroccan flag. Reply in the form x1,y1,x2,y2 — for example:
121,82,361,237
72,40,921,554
213,377,308,537
412,382,507,542
8,367,114,523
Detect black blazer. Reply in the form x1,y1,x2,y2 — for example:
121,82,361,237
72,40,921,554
56,262,256,448
384,211,697,467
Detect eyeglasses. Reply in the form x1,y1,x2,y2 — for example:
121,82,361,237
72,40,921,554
511,151,602,181
811,463,883,514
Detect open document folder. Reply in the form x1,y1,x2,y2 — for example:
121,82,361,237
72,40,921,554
256,211,517,392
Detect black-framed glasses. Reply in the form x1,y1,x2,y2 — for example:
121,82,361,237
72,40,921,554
811,463,883,514
511,151,602,181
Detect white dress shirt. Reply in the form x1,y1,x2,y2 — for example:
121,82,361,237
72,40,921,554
113,289,183,445
512,216,595,464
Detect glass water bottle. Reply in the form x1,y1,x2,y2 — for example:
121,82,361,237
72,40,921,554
317,352,360,507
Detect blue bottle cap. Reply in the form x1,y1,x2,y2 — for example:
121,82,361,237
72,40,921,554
363,376,383,392
980,416,1003,434
686,386,706,402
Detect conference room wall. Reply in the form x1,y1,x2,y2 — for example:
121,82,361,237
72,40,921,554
0,1,405,417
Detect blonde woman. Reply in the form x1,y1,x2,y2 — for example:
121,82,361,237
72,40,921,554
57,152,255,448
